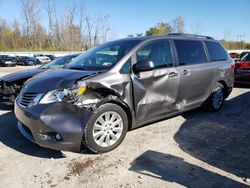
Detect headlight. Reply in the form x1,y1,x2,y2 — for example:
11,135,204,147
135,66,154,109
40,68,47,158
72,80,87,96
39,90,65,104
76,85,87,95
39,81,87,105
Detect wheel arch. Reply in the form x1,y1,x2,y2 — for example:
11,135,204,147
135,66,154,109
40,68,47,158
217,80,228,97
107,100,133,131
92,88,133,131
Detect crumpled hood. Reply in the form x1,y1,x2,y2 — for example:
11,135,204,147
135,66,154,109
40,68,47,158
22,69,99,93
0,68,44,83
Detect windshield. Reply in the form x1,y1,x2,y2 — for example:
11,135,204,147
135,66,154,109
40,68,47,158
67,40,140,71
240,52,250,62
41,55,78,69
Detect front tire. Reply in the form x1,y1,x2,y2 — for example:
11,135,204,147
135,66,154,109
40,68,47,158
82,103,128,153
205,83,225,112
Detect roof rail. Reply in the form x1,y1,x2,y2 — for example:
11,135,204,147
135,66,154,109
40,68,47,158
168,33,214,40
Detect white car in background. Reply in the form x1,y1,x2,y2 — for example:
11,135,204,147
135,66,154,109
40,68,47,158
34,54,51,64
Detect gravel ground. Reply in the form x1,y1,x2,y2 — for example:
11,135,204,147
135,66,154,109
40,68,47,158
0,66,249,188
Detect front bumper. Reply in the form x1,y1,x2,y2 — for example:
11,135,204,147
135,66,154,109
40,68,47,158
14,99,93,152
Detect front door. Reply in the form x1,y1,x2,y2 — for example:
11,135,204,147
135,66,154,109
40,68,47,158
131,40,180,125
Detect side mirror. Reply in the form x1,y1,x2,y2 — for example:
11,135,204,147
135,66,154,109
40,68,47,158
133,60,154,73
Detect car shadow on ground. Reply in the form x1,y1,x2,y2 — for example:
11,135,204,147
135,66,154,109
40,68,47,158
0,103,65,158
130,91,250,187
129,150,248,188
175,91,250,180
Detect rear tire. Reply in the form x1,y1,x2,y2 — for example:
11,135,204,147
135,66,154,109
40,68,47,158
82,103,128,153
205,83,225,112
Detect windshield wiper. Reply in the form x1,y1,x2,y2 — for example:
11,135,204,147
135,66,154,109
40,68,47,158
68,66,86,70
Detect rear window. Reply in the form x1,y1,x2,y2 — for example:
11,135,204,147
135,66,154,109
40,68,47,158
174,40,207,66
205,41,227,61
240,52,250,61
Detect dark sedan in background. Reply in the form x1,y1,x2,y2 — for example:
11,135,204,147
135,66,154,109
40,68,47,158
16,56,39,66
0,55,17,67
0,53,80,103
234,51,250,84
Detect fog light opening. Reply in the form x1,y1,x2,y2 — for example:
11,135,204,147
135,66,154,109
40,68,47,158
37,133,50,141
55,133,62,141
37,132,63,141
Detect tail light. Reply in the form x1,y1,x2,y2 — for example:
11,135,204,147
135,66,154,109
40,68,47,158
235,63,240,69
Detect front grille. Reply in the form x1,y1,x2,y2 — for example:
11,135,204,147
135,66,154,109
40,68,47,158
18,92,40,108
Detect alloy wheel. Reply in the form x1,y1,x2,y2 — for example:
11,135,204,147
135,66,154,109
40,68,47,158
212,87,224,109
92,111,123,147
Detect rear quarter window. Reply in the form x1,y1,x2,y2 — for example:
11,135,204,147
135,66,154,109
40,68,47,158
174,40,207,66
205,41,227,61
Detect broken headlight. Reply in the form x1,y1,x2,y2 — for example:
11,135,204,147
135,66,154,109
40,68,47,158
39,81,88,104
39,90,66,104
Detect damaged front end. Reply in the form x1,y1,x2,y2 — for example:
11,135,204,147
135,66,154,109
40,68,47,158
64,80,102,110
0,80,22,102
15,79,122,152
37,78,128,114
15,80,98,152
15,100,93,152
34,80,102,110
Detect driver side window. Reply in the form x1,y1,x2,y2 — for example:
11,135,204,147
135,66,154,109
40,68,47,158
136,40,173,68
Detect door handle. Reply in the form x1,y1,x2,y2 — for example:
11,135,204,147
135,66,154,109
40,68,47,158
182,69,190,76
168,72,179,78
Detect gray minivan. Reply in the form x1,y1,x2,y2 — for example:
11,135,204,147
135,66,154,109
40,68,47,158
14,34,234,153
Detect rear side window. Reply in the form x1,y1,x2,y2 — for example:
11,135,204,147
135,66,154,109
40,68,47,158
205,41,227,61
174,40,207,66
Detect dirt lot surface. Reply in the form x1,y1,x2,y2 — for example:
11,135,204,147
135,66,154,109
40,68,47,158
0,66,250,188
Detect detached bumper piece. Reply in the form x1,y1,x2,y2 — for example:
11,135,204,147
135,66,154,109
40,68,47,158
15,98,93,152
